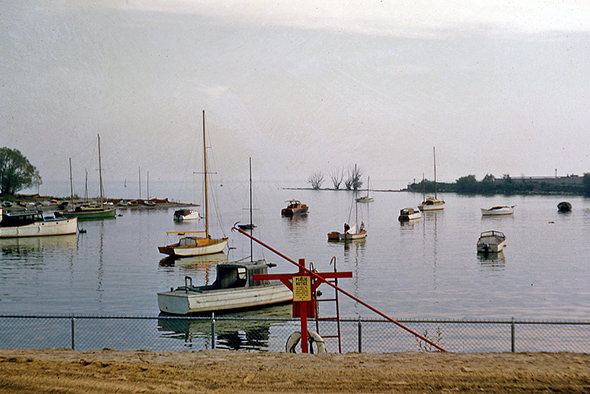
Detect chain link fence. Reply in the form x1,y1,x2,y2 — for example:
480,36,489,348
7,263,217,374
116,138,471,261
0,315,588,353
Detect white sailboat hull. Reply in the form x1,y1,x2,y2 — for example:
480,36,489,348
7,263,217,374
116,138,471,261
0,218,78,238
158,284,293,315
160,238,228,257
418,201,445,211
481,206,514,216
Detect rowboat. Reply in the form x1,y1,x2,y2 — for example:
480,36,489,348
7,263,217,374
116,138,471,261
157,260,293,315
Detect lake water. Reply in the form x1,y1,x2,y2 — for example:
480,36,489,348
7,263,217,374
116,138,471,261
2,180,590,322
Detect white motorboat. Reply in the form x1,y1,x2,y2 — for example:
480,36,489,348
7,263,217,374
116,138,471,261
0,209,78,238
157,260,293,315
173,208,200,221
477,230,506,253
398,207,422,222
481,205,515,216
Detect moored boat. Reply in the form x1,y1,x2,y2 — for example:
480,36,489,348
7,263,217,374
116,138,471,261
477,230,506,253
158,110,228,258
398,207,421,222
481,205,515,216
0,209,77,238
557,201,572,212
157,260,293,315
281,200,308,216
418,147,445,211
173,208,200,221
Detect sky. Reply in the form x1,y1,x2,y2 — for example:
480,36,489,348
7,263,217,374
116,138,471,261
2,0,590,190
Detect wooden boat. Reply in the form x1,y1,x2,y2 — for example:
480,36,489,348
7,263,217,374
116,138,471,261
418,147,445,211
477,230,506,253
173,208,200,221
56,135,116,220
481,205,515,216
356,176,374,203
281,200,308,216
158,110,228,258
0,209,77,238
157,260,293,315
398,207,422,222
557,201,572,212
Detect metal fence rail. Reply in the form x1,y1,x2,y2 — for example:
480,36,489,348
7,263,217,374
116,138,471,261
0,315,588,353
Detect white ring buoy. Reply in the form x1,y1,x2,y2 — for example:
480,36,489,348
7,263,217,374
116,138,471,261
286,330,326,354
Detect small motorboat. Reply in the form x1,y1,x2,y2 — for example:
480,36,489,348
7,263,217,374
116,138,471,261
481,205,515,216
157,260,293,315
557,201,572,212
477,230,506,253
327,223,367,241
281,200,308,216
173,208,200,221
398,207,422,222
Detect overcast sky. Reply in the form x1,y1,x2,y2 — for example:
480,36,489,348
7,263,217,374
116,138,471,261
2,1,590,188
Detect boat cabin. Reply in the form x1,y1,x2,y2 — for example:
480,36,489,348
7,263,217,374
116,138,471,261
212,263,270,289
1,209,44,227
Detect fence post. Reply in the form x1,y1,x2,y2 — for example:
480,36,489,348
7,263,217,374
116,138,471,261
71,317,76,350
357,320,362,353
511,317,515,353
211,312,216,349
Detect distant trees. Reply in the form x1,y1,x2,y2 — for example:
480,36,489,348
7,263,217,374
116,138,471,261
584,173,590,195
307,172,324,190
308,164,363,190
0,147,42,196
329,169,344,190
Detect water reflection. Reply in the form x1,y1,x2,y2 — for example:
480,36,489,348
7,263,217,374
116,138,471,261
0,235,77,254
157,304,292,350
477,251,506,270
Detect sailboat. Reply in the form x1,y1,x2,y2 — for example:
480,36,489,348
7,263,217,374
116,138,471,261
418,147,445,211
158,110,228,258
328,167,368,241
238,157,256,230
356,176,374,203
57,135,117,220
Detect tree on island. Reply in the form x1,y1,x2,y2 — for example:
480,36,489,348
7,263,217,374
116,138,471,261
345,164,363,191
0,147,42,196
329,168,344,190
307,171,324,190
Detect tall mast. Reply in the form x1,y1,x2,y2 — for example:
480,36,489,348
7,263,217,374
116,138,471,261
138,167,141,199
147,171,150,200
98,134,104,208
202,110,209,239
433,146,437,199
249,157,253,261
68,157,74,206
85,168,88,202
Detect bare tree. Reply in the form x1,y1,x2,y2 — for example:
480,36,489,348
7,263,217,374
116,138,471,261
307,172,324,190
345,164,363,190
330,168,344,190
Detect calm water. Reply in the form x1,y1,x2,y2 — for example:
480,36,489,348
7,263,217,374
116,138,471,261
2,180,590,322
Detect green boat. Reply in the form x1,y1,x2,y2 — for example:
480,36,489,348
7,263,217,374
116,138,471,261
57,206,116,220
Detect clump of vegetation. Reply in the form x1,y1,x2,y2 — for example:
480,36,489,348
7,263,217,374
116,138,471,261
308,164,363,190
415,326,443,352
0,147,42,196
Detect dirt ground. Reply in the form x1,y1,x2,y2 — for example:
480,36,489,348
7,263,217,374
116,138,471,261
0,349,589,393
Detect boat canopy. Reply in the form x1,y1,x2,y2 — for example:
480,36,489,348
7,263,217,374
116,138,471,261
213,263,270,289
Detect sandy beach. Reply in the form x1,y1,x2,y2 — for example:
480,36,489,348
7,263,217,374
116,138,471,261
1,349,589,393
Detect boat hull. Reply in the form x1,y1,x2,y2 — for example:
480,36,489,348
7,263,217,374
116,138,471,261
158,284,293,315
281,208,308,216
418,202,445,211
481,207,514,216
0,217,78,238
58,208,116,220
477,231,506,253
158,238,228,257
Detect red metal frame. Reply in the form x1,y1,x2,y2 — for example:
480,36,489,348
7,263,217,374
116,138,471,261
232,225,447,352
